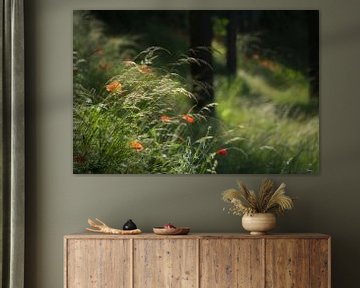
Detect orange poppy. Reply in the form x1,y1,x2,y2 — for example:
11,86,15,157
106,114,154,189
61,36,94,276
160,115,171,122
106,80,122,93
182,114,195,124
130,140,144,152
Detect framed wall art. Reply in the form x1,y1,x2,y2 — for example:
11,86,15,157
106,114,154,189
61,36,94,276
73,10,319,174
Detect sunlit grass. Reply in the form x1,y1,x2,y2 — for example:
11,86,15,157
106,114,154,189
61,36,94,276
215,73,319,174
238,70,309,106
210,35,319,174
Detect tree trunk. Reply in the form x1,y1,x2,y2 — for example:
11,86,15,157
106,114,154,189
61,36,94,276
189,11,214,116
226,11,238,75
307,11,319,99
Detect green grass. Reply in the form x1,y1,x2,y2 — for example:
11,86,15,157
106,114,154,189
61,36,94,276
73,12,319,174
213,70,319,174
210,36,319,174
73,48,219,174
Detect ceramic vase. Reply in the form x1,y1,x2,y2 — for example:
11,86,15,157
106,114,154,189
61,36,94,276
242,213,276,235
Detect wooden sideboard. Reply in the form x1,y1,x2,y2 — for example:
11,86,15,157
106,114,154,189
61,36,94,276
64,233,330,288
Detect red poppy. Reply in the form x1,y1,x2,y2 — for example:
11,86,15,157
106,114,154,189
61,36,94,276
182,114,195,124
216,148,228,156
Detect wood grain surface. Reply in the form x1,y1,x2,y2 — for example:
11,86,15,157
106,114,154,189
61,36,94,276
133,239,198,288
309,239,330,288
200,239,264,288
66,239,131,288
64,233,330,288
266,239,313,288
65,233,330,240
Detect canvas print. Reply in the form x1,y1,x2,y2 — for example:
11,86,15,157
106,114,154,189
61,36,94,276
73,10,319,174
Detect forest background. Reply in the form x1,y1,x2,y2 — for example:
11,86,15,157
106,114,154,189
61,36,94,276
73,10,319,174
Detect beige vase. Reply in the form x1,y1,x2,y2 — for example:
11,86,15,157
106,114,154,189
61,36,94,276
242,213,276,235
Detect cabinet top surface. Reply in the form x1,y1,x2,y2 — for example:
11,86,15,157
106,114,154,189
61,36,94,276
64,232,330,240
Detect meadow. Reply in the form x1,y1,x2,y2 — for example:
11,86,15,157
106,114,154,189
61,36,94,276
73,11,319,174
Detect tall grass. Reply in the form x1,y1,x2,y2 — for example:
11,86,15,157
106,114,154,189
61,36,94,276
213,46,319,174
73,47,220,174
73,12,217,174
73,11,319,174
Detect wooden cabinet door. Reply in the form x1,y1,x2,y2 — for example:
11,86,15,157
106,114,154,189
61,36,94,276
66,239,131,288
133,239,198,288
265,239,329,288
200,239,264,288
266,239,309,288
309,239,330,288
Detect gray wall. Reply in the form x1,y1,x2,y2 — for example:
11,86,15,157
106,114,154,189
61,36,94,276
25,0,360,287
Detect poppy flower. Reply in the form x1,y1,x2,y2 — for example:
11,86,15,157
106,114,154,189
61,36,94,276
182,114,195,124
160,115,171,122
106,80,122,93
130,140,144,152
216,148,228,156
